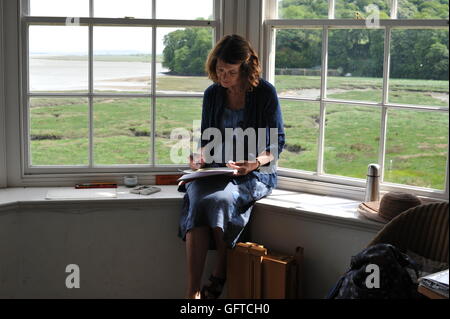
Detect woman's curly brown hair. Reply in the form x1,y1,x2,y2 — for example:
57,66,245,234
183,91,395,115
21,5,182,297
205,34,261,89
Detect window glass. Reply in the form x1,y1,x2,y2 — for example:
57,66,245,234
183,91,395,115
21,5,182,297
397,0,449,19
277,0,328,19
156,27,213,94
323,103,381,179
94,27,152,93
335,0,391,19
156,0,214,20
156,98,203,165
30,98,89,166
385,108,448,190
389,29,449,108
328,28,384,103
29,26,88,93
94,0,152,18
29,0,89,17
275,29,323,99
93,98,151,165
278,100,320,172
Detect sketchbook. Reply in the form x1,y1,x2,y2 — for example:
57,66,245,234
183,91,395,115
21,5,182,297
177,167,236,182
418,269,449,298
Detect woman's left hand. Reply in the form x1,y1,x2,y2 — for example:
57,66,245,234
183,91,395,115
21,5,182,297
226,160,259,176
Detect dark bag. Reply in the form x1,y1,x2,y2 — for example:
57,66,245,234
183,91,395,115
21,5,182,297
326,243,423,299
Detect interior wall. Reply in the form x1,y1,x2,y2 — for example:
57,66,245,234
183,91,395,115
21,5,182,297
3,0,21,187
221,0,263,57
0,201,218,298
0,0,7,188
0,200,378,299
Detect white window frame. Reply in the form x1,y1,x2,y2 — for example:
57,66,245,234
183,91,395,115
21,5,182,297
19,0,222,177
4,0,450,200
264,0,449,199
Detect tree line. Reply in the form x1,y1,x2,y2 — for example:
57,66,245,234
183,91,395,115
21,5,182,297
162,0,448,80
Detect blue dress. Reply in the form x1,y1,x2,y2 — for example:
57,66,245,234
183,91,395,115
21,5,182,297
178,107,273,249
178,79,285,249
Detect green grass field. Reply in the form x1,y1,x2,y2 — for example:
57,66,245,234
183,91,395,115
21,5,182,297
30,75,449,190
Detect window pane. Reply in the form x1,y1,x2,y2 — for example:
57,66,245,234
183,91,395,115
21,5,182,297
389,29,449,108
94,0,152,18
328,29,384,103
277,0,328,19
30,98,89,166
29,26,88,93
93,98,151,165
29,0,89,17
398,0,449,19
324,103,381,179
278,100,320,172
156,0,213,19
94,27,152,93
156,98,202,165
275,29,322,99
157,28,213,94
335,0,391,19
384,109,448,190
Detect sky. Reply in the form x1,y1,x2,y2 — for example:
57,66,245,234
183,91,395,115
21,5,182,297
28,0,214,54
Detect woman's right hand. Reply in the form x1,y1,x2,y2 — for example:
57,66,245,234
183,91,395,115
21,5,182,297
189,153,206,170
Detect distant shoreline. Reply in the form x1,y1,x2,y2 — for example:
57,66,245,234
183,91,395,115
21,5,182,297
31,54,164,63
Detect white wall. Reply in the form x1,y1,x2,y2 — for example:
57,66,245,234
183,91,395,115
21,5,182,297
0,200,220,298
0,200,379,299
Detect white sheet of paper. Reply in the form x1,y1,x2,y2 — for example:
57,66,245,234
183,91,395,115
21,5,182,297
420,269,449,286
46,188,117,200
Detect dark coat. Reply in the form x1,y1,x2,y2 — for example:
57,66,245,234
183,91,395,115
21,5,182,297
199,79,285,188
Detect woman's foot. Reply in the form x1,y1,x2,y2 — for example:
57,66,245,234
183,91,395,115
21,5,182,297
201,275,226,299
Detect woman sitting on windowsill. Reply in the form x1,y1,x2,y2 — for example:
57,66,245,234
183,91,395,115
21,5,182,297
177,34,285,299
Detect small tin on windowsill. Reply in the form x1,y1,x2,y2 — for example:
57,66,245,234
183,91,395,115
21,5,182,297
123,175,138,188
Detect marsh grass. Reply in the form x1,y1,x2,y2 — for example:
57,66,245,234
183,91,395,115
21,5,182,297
30,76,449,189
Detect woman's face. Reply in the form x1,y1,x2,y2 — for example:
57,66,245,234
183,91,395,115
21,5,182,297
216,59,242,89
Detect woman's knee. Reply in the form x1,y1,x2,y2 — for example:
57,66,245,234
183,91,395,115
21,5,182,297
201,191,233,209
186,226,209,236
